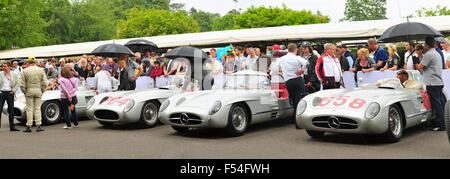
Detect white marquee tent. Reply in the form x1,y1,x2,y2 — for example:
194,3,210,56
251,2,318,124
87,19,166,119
1,15,450,59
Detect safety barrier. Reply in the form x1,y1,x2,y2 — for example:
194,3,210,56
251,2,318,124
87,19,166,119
13,70,450,99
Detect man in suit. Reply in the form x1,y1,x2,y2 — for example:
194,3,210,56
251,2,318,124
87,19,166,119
20,57,48,132
0,61,21,131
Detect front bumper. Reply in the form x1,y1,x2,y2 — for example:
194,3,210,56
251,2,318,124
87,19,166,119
159,105,232,129
87,103,144,125
296,107,390,134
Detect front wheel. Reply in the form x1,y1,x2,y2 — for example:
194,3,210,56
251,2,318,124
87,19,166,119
380,105,404,143
137,101,160,128
306,130,325,138
226,104,249,137
41,100,62,125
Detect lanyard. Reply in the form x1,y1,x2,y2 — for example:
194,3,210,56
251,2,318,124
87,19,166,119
4,72,10,81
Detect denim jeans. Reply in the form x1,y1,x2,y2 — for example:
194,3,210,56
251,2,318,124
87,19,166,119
61,96,78,127
0,91,16,129
427,86,446,128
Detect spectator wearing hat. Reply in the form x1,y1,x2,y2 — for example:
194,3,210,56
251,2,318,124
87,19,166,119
367,38,389,70
338,44,356,68
417,37,446,131
0,61,21,131
300,41,320,94
20,57,48,132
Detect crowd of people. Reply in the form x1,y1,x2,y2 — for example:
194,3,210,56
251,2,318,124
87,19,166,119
0,37,448,132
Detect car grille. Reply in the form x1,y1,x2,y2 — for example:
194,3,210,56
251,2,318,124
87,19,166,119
94,110,119,120
312,116,358,129
169,113,202,125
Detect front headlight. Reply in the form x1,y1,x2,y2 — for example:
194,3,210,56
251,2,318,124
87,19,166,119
365,102,380,119
86,98,95,110
123,99,135,113
297,100,307,116
209,101,222,115
159,100,170,112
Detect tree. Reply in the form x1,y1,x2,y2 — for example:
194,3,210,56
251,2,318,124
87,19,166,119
170,2,185,12
118,8,200,38
212,13,238,31
416,5,450,17
232,6,330,29
69,0,117,43
341,0,387,21
189,8,220,32
0,0,47,50
107,0,170,20
41,0,74,45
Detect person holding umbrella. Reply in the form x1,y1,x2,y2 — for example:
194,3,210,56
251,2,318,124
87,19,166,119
417,37,446,131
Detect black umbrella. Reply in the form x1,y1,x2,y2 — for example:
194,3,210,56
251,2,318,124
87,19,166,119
379,21,443,43
125,39,158,53
165,46,209,61
91,43,135,57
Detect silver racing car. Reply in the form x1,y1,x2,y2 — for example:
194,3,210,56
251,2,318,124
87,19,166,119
296,70,434,143
159,71,294,136
5,85,98,125
86,87,182,128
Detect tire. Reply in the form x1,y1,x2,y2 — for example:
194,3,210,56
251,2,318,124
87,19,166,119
98,121,114,127
172,126,189,133
137,101,160,128
41,100,62,125
306,130,325,138
445,100,450,143
226,103,249,137
381,105,404,143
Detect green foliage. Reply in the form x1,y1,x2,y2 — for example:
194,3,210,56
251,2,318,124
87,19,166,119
107,0,170,20
416,5,450,17
189,8,220,32
0,0,46,50
212,13,238,31
342,0,387,21
232,6,330,29
41,0,116,45
118,8,200,38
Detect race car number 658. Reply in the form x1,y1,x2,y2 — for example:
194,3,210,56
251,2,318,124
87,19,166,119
319,96,366,109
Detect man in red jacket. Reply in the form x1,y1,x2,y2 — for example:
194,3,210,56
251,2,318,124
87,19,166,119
316,43,343,90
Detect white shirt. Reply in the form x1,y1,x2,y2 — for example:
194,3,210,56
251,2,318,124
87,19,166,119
320,55,342,82
279,53,309,82
1,72,12,91
404,51,417,70
94,70,112,91
269,58,284,83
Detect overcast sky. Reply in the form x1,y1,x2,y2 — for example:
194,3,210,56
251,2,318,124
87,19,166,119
171,0,450,22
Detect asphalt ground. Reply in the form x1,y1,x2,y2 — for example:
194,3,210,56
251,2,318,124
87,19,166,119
0,114,449,159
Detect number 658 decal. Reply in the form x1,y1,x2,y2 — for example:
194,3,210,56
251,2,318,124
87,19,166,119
319,96,367,109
